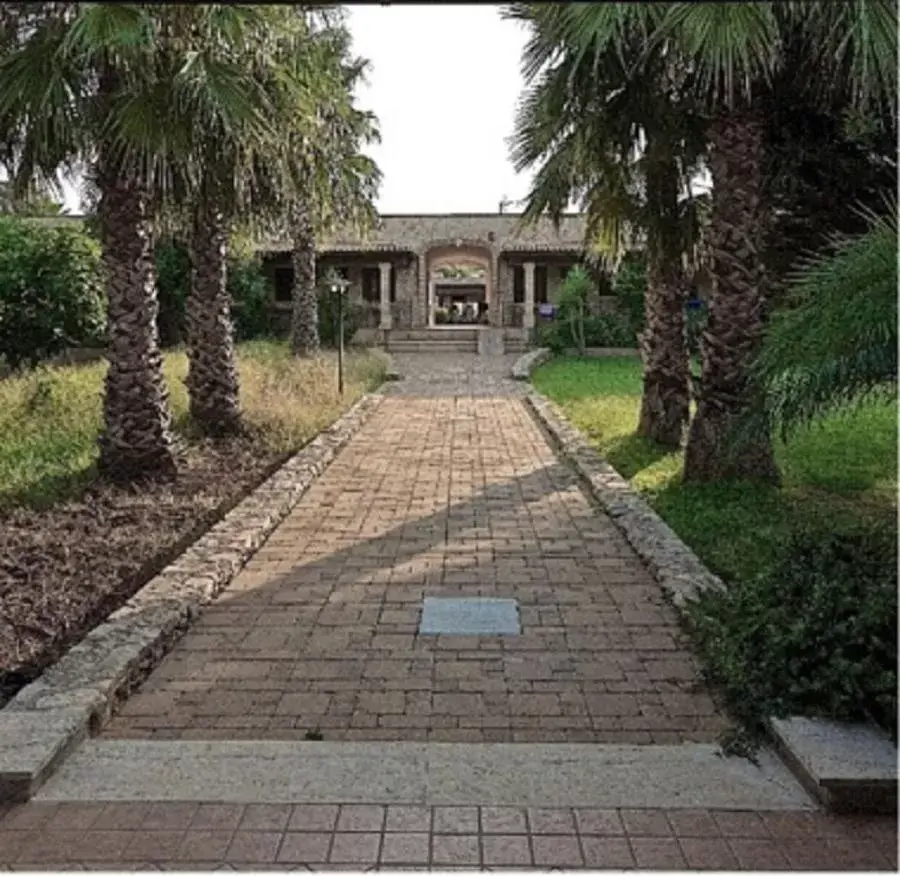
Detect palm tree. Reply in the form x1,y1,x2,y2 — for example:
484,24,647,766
147,5,298,435
274,14,379,357
0,4,179,481
554,1,897,483
506,3,705,448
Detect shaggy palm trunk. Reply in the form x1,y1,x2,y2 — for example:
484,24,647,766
96,69,177,481
185,202,242,435
290,201,319,357
683,110,779,483
636,153,690,448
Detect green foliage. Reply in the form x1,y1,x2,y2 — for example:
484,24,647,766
556,265,593,354
154,240,191,348
317,287,362,347
612,254,647,337
688,522,897,739
684,300,707,359
229,257,273,341
535,311,636,354
154,239,274,346
754,204,897,440
0,217,106,370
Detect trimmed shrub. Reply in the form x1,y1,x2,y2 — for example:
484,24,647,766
688,520,898,740
612,253,647,337
0,217,106,370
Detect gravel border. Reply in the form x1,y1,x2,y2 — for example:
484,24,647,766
511,348,551,381
527,391,724,609
0,392,383,803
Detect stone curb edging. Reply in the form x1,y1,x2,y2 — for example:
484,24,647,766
527,390,898,814
511,348,551,381
526,391,724,608
0,392,384,804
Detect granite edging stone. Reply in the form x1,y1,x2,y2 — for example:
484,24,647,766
511,348,551,381
0,392,383,802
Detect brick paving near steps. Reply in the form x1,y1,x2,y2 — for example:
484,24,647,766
103,386,727,744
0,801,895,870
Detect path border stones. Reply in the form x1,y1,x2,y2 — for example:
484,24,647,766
511,348,551,381
527,389,897,814
0,393,383,803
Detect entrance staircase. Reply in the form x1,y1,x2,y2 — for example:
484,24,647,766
384,328,529,355
385,329,478,354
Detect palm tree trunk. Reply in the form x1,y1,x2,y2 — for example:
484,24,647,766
185,201,242,435
636,153,690,448
682,109,779,484
95,82,177,482
290,200,319,357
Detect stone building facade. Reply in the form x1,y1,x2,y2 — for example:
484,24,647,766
257,213,587,337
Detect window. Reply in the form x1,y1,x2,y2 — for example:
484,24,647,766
512,265,524,304
273,266,293,303
390,266,397,303
361,266,379,303
535,265,548,304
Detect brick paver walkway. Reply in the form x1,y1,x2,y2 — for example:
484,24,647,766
104,355,725,744
3,355,898,871
0,801,895,869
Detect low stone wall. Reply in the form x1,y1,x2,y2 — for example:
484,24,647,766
0,347,106,379
0,393,383,803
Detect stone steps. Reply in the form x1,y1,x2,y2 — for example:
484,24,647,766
34,740,816,811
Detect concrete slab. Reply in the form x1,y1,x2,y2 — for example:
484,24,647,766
0,708,89,802
36,740,816,810
770,716,898,813
419,597,520,635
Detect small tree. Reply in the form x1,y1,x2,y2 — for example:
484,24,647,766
556,264,593,355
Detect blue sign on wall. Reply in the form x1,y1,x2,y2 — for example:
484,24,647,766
538,303,556,319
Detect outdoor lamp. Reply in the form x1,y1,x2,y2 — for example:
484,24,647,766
330,275,351,396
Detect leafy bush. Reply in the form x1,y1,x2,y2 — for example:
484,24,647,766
317,287,362,347
612,253,647,337
155,240,191,347
685,299,707,358
0,217,106,370
534,310,636,353
688,521,898,740
154,239,274,345
230,258,273,341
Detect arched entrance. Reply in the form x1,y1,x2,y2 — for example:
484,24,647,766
425,244,492,328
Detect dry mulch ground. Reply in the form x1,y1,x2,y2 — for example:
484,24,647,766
0,437,287,707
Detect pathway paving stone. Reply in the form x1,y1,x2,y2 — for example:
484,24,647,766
103,355,725,744
0,801,894,869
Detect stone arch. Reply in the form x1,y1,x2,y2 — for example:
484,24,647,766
424,242,493,326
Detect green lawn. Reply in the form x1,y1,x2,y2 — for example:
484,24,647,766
533,356,897,584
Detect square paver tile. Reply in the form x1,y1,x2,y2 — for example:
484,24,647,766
419,597,520,635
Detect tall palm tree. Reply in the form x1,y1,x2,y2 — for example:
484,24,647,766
147,5,298,435
273,14,379,357
0,4,179,481
556,1,897,483
506,3,705,448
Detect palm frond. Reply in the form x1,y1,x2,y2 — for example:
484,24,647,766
753,201,898,438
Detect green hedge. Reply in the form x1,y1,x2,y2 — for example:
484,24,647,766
0,218,106,370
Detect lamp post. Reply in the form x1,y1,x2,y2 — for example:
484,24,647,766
330,275,350,395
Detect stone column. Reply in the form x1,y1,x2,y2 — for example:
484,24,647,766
378,261,392,330
523,261,536,330
414,252,427,327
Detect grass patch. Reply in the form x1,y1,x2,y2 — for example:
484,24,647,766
533,356,897,583
0,340,388,510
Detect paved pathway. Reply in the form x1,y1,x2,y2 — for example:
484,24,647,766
1,354,895,870
103,354,725,744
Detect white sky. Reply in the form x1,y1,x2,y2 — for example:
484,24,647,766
62,4,533,215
